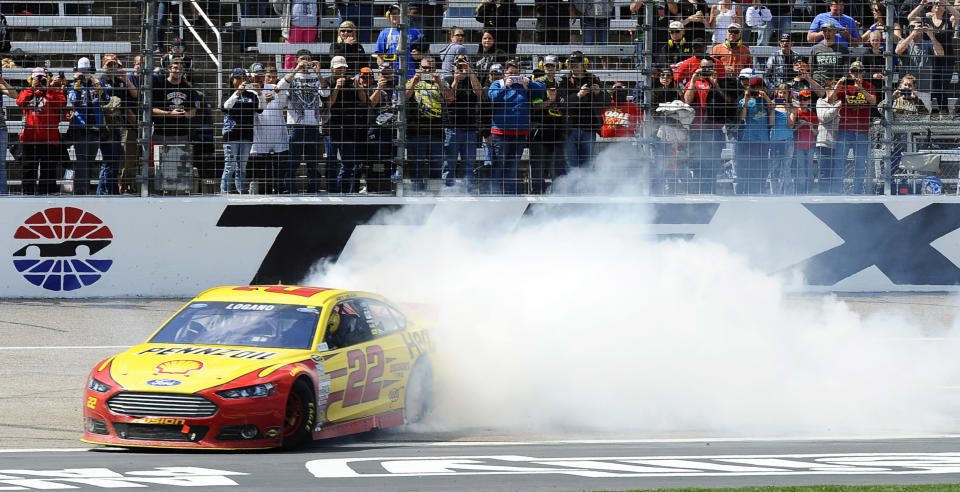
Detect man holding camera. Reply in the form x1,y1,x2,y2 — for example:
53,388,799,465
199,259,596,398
65,57,111,196
276,50,330,194
405,55,455,192
17,67,66,195
828,61,876,194
559,51,606,175
808,0,860,48
896,19,944,94
326,56,368,194
682,57,736,194
441,55,483,192
487,60,544,194
365,62,398,193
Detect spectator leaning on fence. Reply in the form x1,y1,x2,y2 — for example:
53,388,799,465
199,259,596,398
0,72,16,195
67,57,110,196
487,60,544,195
221,67,263,195
17,68,66,196
277,51,329,194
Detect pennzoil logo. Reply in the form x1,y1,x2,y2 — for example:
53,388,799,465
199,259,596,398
12,207,114,292
131,417,186,425
156,359,204,375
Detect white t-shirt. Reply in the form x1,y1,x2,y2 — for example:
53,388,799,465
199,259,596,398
252,83,289,154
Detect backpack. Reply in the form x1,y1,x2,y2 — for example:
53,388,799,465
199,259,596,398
0,15,11,54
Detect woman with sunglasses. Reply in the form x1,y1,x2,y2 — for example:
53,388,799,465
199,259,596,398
330,21,369,72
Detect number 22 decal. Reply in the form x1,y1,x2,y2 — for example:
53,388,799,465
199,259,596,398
343,345,384,407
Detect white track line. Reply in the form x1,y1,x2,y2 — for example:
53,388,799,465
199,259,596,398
0,345,128,350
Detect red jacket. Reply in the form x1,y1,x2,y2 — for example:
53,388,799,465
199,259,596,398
16,87,66,144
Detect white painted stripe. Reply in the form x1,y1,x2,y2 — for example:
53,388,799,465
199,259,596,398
0,346,127,350
328,434,960,448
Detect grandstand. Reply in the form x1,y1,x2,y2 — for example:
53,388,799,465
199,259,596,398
0,0,958,196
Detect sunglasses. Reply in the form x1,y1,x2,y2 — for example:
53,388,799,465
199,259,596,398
453,33,465,37
340,29,354,33
669,29,683,33
728,29,741,34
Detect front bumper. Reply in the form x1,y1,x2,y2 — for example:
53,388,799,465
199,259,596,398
82,389,286,449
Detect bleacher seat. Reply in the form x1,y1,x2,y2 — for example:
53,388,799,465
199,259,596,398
9,41,132,54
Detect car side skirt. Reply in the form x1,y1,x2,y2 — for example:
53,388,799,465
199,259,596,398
314,409,405,440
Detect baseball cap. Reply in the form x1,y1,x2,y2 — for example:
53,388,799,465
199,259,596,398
749,77,763,86
75,56,92,73
822,22,837,30
331,56,349,69
798,89,812,98
849,60,864,71
359,66,373,76
249,62,266,76
780,33,792,41
728,22,742,30
230,67,245,78
568,51,585,64
543,55,559,66
611,82,626,90
389,3,401,12
489,63,504,74
738,67,755,79
669,20,684,30
691,37,706,45
31,66,47,79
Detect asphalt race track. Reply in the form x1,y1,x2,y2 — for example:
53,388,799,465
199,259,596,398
1,296,960,491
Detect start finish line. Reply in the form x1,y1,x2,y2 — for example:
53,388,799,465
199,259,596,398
305,453,960,478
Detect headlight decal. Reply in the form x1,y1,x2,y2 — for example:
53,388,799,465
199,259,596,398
215,382,278,399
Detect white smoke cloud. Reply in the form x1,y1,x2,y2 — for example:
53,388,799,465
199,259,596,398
304,146,960,439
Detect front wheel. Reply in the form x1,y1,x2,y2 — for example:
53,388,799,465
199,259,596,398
282,379,316,450
403,360,433,425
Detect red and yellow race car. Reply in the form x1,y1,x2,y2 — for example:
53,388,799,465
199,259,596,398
82,285,434,449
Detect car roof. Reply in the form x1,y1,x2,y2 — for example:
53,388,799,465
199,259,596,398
193,285,351,305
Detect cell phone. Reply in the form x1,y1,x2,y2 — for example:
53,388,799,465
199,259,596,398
421,73,433,81
511,76,523,83
901,89,912,96
774,97,785,104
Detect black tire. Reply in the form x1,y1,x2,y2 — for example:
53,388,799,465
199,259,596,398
403,360,433,425
281,379,316,450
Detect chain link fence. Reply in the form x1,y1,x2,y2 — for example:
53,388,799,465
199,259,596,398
1,0,959,196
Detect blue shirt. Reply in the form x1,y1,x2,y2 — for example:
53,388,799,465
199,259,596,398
769,108,794,141
738,97,768,142
809,13,860,48
375,26,423,79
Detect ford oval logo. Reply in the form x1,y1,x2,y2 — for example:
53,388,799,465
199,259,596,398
147,379,182,387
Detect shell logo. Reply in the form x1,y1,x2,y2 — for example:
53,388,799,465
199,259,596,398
12,207,114,292
156,359,204,375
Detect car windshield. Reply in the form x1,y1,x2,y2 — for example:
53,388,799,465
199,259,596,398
149,302,321,350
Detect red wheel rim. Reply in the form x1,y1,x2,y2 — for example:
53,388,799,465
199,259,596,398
283,391,303,438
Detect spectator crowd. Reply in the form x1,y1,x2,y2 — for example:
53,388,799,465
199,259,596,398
3,0,960,195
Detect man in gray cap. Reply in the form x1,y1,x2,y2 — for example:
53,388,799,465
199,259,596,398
808,22,849,85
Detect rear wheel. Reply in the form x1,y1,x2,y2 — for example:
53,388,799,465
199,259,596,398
403,360,433,424
282,379,316,449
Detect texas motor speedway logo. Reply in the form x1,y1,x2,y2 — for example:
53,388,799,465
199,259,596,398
12,207,114,292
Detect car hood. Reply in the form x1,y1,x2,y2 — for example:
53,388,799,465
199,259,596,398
108,343,310,393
